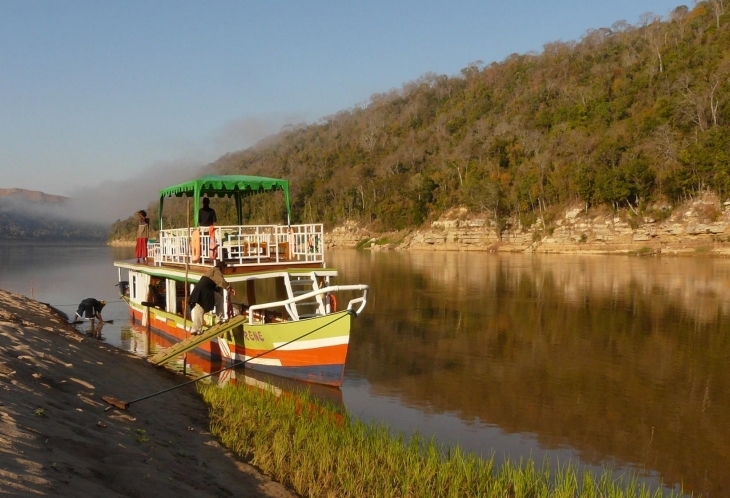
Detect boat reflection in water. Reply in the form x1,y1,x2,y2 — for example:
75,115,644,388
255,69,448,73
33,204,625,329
118,322,344,409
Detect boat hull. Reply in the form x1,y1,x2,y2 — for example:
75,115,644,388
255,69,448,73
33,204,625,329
127,302,352,387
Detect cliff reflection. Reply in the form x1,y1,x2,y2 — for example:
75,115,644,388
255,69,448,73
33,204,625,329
332,251,730,497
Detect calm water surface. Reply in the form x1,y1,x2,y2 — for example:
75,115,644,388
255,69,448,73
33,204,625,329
2,242,728,496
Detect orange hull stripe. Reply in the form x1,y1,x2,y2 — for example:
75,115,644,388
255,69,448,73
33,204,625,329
235,344,348,367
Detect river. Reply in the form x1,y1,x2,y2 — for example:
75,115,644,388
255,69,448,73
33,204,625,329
1,241,728,496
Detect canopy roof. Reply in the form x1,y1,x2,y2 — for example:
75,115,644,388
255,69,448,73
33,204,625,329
158,174,291,227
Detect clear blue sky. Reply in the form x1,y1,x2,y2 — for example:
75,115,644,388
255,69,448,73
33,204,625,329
0,0,684,221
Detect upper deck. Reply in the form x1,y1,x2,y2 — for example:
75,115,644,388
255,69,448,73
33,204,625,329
118,222,325,278
116,175,327,277
156,222,323,267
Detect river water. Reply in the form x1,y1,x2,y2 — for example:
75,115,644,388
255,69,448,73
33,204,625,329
1,241,728,496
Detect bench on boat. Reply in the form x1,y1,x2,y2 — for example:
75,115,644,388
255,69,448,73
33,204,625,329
223,237,269,259
222,233,293,261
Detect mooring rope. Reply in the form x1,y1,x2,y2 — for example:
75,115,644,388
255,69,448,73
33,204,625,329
48,299,125,307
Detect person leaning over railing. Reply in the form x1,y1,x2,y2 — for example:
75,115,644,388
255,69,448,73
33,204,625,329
188,260,235,335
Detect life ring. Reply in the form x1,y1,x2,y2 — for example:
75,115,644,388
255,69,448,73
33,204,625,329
191,229,201,263
329,294,337,313
208,225,218,259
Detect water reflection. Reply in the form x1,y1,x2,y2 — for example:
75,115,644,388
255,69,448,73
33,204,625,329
331,251,730,497
2,242,728,495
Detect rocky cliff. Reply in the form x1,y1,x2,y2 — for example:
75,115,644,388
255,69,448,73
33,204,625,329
327,193,730,256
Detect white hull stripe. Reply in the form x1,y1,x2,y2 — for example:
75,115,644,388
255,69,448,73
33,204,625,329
271,335,349,350
239,357,282,366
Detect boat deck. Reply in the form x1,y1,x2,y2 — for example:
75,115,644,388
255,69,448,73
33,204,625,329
151,223,325,270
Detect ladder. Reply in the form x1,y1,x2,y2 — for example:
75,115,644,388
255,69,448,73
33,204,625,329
284,271,326,320
147,315,247,366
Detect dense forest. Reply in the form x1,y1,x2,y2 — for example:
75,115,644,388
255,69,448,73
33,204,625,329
113,1,729,238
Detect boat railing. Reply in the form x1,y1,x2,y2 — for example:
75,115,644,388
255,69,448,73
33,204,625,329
156,223,324,268
147,240,161,262
246,284,369,324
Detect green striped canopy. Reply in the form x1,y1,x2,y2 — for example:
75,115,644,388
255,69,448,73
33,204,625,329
158,175,291,227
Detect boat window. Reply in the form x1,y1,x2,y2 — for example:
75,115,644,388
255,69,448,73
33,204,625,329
175,280,186,316
148,277,166,308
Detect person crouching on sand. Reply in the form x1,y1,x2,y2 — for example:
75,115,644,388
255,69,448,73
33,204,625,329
75,298,106,321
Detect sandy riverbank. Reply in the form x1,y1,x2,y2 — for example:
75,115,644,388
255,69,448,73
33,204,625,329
0,289,295,497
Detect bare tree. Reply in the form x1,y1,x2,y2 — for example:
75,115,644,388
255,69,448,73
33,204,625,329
706,0,726,28
709,80,721,126
641,13,666,73
611,20,631,33
359,127,379,153
676,69,726,132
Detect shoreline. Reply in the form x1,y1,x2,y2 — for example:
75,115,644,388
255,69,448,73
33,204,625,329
0,289,294,497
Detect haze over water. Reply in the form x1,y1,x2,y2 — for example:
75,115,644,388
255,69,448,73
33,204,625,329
1,242,727,496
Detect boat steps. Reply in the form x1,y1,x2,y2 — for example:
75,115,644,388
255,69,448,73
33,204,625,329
147,315,247,366
290,279,314,285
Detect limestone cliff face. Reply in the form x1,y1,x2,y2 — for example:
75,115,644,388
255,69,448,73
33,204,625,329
326,193,730,256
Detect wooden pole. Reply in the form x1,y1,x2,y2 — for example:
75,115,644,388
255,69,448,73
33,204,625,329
184,199,191,375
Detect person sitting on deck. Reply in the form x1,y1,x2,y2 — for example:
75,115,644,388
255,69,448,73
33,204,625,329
188,260,235,335
75,298,106,321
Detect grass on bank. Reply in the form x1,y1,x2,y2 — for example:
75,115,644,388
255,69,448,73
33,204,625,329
199,383,687,498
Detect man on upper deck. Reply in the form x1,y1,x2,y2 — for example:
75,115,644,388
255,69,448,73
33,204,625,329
198,197,217,226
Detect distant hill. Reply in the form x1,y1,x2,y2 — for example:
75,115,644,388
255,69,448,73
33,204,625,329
0,188,68,204
0,188,108,241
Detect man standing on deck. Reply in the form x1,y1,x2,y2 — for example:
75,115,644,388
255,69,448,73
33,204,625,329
188,260,235,335
75,298,106,321
198,197,217,226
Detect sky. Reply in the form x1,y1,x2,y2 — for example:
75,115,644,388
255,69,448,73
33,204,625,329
0,0,685,223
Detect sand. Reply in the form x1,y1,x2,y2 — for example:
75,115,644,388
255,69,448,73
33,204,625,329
0,289,295,497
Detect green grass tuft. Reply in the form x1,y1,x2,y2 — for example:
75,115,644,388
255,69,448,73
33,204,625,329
199,383,689,498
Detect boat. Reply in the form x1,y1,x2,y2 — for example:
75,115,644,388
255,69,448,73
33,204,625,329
113,175,369,387
119,321,346,409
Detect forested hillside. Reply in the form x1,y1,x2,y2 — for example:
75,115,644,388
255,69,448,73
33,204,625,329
114,2,729,237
